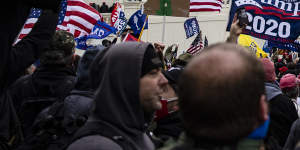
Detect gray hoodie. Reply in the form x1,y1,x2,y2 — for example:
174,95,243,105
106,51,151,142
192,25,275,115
265,82,282,101
67,42,156,150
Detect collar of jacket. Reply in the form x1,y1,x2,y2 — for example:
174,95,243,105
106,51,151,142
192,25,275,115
265,81,282,101
34,65,75,76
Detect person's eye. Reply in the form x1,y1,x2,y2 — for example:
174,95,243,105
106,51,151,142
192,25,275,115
149,69,159,75
150,68,162,75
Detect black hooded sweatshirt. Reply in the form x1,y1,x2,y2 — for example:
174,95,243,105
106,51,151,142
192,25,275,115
0,0,61,94
8,65,76,137
67,42,155,150
0,8,60,147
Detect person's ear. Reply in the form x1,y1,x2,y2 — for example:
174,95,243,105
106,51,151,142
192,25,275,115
233,13,238,23
259,95,268,121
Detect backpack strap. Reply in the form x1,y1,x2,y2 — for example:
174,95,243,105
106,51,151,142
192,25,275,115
35,74,75,119
26,74,37,96
32,91,71,133
4,92,24,148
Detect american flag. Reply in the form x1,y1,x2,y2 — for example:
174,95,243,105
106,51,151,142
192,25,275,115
15,0,103,44
186,32,203,55
190,0,222,12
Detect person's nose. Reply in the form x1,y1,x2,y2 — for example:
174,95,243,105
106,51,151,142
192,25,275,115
159,72,168,86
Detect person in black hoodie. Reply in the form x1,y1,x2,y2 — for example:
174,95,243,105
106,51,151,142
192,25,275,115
8,30,76,138
15,46,105,150
0,0,62,92
66,42,168,150
0,5,61,148
61,46,105,137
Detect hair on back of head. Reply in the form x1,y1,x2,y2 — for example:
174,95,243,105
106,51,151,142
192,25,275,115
178,43,265,146
260,58,276,82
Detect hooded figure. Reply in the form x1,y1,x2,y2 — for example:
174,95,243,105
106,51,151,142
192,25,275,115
62,46,105,134
8,30,77,138
0,8,60,148
14,47,105,150
67,42,168,150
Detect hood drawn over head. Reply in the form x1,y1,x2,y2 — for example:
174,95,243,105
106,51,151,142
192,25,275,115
90,42,155,136
75,46,105,91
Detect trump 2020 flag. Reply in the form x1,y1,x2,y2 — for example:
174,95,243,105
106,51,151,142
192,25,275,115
265,40,300,52
111,2,128,35
184,18,200,39
128,10,148,35
226,0,300,44
16,0,103,44
87,20,117,39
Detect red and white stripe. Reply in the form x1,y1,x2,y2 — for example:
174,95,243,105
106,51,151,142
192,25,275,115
190,0,222,12
16,18,38,41
15,0,102,44
186,42,203,55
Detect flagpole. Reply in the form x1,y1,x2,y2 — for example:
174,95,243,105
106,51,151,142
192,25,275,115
162,15,166,43
122,32,129,42
161,2,167,43
138,15,148,41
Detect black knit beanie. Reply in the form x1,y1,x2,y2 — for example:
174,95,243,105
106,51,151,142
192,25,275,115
141,45,163,77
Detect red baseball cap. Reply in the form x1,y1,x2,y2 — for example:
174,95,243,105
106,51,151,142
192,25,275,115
280,74,299,89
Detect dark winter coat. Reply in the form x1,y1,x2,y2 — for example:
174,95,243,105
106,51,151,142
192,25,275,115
283,119,300,150
151,112,183,148
0,9,60,147
153,112,183,140
0,0,61,93
62,90,94,134
14,48,102,150
61,47,104,135
67,42,156,150
265,82,298,147
8,65,76,137
13,90,95,150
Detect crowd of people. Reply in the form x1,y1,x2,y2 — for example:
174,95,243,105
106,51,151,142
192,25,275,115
90,2,112,13
3,1,300,150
